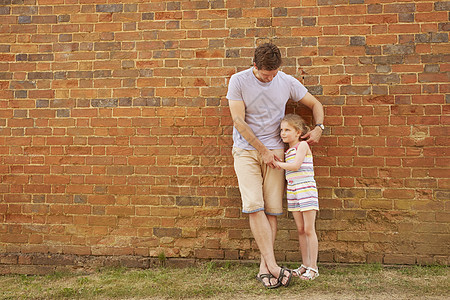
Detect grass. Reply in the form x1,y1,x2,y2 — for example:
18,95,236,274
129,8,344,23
0,262,448,299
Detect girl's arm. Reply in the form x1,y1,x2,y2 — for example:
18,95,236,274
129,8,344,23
275,142,309,171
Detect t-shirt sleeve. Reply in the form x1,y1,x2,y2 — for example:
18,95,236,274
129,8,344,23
289,76,308,102
226,74,243,101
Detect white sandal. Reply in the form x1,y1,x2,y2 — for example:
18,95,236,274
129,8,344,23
292,264,307,277
300,267,319,280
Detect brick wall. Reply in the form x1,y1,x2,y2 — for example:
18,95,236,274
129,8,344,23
0,0,449,273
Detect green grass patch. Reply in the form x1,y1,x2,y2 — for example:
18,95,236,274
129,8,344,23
0,263,448,299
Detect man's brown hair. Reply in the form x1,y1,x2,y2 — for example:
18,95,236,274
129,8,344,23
253,43,282,70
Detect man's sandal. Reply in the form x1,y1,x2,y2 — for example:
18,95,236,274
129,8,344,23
300,267,319,280
277,267,293,287
256,273,281,289
292,264,308,277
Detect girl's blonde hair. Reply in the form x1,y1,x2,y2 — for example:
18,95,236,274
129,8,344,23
281,114,310,141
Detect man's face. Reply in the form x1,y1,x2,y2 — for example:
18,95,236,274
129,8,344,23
253,64,279,83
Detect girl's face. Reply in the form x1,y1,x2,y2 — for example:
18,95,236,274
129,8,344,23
280,121,301,146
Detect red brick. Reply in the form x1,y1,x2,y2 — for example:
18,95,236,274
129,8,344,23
416,12,448,22
105,206,135,216
388,24,420,33
88,216,116,226
383,189,415,199
88,195,115,205
389,85,422,94
366,34,397,45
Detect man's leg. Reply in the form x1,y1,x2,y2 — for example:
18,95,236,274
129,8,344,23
233,148,290,285
258,214,277,285
250,211,289,285
256,148,290,284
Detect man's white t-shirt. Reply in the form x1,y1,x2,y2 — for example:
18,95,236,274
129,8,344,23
226,67,308,150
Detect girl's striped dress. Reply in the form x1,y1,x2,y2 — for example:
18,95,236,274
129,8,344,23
285,142,319,212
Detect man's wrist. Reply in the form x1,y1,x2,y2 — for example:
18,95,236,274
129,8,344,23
315,123,324,131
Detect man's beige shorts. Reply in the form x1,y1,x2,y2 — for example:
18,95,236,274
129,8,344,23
232,147,285,215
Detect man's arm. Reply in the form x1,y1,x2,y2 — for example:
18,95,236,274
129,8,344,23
299,92,324,144
228,99,280,168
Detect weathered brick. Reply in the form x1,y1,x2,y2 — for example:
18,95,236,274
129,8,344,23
399,13,414,23
58,15,70,22
0,72,12,80
338,231,369,242
369,74,400,84
96,4,123,13
27,72,53,80
176,196,202,206
416,33,449,43
195,249,224,259
94,42,121,51
28,54,54,61
367,4,382,14
350,36,365,46
18,16,31,24
384,254,416,265
273,7,287,17
153,227,181,238
435,190,450,200
434,1,450,11
383,44,415,55
385,3,416,13
340,85,371,95
438,22,450,31
334,189,365,199
91,99,118,107
0,6,10,15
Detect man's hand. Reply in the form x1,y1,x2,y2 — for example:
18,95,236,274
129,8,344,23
262,150,282,168
302,126,322,144
298,92,324,145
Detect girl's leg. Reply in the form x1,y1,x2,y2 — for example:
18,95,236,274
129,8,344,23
292,211,309,275
301,210,319,279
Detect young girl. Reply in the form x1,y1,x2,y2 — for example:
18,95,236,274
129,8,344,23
274,114,320,280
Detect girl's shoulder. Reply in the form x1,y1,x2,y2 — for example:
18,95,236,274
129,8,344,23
297,141,312,154
286,142,301,152
298,140,309,149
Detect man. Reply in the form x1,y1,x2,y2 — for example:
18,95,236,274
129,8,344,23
226,43,324,288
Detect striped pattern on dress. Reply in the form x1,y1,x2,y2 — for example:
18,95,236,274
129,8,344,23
285,143,319,212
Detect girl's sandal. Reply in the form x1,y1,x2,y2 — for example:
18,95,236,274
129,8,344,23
292,264,308,277
300,267,319,281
